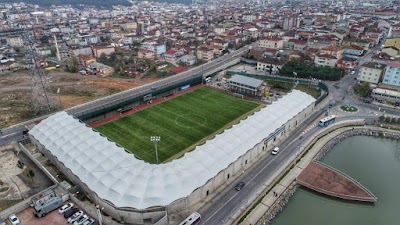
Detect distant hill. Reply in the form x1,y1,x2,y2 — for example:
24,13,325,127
2,0,132,7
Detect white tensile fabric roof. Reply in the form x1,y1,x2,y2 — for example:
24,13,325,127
29,90,315,209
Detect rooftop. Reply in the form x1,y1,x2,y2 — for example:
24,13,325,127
228,74,264,88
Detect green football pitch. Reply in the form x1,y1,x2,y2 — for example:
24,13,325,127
95,87,260,164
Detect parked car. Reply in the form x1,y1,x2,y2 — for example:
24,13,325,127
59,203,75,214
73,214,89,225
271,147,280,155
82,218,95,225
0,218,7,225
8,214,20,225
68,211,83,223
235,182,245,191
64,207,79,218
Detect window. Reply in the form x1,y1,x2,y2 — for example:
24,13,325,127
227,174,230,179
206,190,209,196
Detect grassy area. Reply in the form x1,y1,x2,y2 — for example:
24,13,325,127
96,87,260,163
160,62,176,72
267,80,293,92
295,84,321,99
340,105,358,112
0,199,22,211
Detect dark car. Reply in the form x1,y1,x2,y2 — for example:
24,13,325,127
91,221,100,225
63,207,79,218
235,182,245,191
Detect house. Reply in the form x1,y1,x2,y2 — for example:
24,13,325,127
308,35,339,49
71,46,93,57
247,48,266,59
287,39,307,51
164,49,180,61
256,58,287,74
77,55,97,67
382,46,399,57
178,55,197,66
382,61,400,86
137,49,156,60
156,61,169,70
92,46,115,58
314,53,338,68
342,38,371,50
88,62,114,76
196,46,214,62
342,45,364,58
259,36,284,49
337,57,358,70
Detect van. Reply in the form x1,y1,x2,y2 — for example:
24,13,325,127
271,147,280,155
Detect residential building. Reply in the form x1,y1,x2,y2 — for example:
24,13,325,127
137,49,156,60
337,57,358,70
287,39,307,51
382,61,400,86
384,38,400,49
342,45,364,58
6,36,24,47
314,53,338,68
358,62,386,84
196,46,214,62
178,55,197,66
71,46,93,57
256,58,286,74
282,16,299,31
382,46,399,57
92,46,115,58
78,55,97,67
259,36,284,49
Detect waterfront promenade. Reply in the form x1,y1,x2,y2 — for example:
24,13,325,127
296,161,377,203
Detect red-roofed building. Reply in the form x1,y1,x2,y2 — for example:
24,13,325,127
78,55,97,67
337,57,358,70
92,46,115,58
288,39,308,51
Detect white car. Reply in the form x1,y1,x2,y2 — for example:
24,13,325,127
8,214,20,225
82,218,95,225
73,214,89,225
68,211,83,224
271,147,280,155
59,203,74,214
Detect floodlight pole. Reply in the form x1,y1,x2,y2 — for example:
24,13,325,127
151,136,161,164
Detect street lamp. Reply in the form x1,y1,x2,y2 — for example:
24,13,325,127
150,136,161,164
96,205,104,225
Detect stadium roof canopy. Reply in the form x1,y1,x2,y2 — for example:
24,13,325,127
29,90,315,209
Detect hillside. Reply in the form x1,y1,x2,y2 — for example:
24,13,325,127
2,0,132,7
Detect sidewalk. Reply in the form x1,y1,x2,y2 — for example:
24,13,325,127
240,126,357,225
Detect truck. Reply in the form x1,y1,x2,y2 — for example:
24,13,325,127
33,196,63,218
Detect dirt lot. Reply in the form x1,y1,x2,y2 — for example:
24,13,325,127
0,69,159,128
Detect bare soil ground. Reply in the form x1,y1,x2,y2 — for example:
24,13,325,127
0,69,159,128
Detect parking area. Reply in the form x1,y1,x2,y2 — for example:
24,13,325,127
6,207,70,225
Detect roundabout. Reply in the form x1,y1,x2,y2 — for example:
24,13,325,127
340,105,358,113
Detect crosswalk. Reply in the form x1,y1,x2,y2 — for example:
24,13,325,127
302,123,317,134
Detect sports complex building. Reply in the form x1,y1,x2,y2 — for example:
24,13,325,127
28,72,317,224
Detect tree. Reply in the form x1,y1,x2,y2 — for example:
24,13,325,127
66,56,79,73
99,53,107,63
353,82,371,97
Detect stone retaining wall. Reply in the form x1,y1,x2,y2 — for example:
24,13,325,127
255,182,298,225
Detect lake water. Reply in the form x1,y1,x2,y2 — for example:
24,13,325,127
271,136,400,225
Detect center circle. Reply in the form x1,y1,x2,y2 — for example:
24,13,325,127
175,114,207,128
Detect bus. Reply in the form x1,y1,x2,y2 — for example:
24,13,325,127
179,212,201,225
318,115,336,127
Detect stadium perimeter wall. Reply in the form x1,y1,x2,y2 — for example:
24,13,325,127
167,101,315,217
28,97,315,225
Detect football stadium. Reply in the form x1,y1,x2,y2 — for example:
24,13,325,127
28,77,316,224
